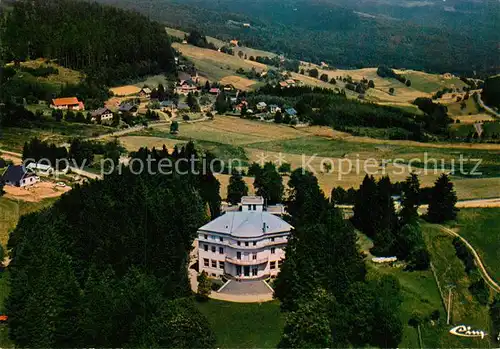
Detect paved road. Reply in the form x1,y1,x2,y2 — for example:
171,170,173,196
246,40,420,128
437,224,500,293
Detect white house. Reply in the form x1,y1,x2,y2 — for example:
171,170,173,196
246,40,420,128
26,162,54,176
1,165,39,187
256,101,267,111
51,97,84,111
197,196,293,279
91,107,114,123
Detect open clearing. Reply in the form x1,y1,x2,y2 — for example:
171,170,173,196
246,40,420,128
3,181,71,203
17,59,84,87
172,43,268,82
219,75,258,90
195,300,284,348
109,85,141,96
422,223,491,348
448,208,500,282
123,116,500,200
0,197,57,247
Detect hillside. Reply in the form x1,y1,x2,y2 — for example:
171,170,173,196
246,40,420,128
96,0,499,75
0,0,176,85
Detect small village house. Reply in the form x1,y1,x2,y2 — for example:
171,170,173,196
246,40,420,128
51,97,84,111
91,107,114,123
26,162,54,176
1,165,40,187
209,88,221,95
176,80,198,95
269,104,281,114
197,196,292,279
118,103,138,117
285,107,297,117
229,39,239,47
256,101,267,111
139,87,152,98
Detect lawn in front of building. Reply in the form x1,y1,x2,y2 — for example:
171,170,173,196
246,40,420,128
195,299,284,348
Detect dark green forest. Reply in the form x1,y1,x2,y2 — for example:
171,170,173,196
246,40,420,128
0,0,176,85
6,143,223,347
96,0,499,75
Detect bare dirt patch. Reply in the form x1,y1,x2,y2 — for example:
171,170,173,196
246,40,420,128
219,75,257,90
110,85,141,96
4,181,71,203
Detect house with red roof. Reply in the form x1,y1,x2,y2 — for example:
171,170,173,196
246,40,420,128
51,97,85,111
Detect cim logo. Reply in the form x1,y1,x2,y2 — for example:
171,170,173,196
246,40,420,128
449,325,487,339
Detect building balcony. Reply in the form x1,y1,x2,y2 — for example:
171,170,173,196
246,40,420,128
225,256,269,266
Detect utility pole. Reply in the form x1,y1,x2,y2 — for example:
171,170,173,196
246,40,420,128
446,284,455,325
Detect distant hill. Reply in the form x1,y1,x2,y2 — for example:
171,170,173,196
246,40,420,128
96,0,499,75
0,0,176,85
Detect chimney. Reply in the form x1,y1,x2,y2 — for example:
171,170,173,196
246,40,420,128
262,222,266,233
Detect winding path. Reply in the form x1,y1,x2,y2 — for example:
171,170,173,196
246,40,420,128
437,224,500,293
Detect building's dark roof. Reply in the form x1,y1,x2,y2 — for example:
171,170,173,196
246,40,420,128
91,107,112,117
177,102,190,110
178,71,192,82
161,100,174,107
1,165,32,183
119,103,138,112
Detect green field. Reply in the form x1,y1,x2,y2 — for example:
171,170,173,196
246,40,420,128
448,208,500,283
400,71,467,94
0,123,114,152
195,299,284,348
422,223,492,348
0,197,57,247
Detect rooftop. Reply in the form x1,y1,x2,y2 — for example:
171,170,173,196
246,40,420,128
199,211,293,238
52,97,79,106
241,196,264,205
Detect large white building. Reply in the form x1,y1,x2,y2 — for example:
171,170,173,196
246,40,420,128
197,196,293,279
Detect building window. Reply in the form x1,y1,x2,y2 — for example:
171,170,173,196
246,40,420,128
204,234,208,239
252,253,257,260
237,252,241,260
219,247,224,254
204,258,209,267
252,267,258,276
253,241,257,246
219,237,223,242
219,261,225,269
271,237,275,242
237,241,241,246
253,204,257,210
203,244,208,252
245,241,249,247
211,260,217,268
211,246,216,253
248,204,251,210
271,247,276,254
270,261,276,269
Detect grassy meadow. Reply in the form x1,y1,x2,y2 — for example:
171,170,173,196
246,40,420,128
195,300,285,348
120,116,500,200
448,208,500,282
422,223,492,348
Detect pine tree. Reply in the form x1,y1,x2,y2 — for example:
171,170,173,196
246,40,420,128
352,175,378,237
196,271,212,301
253,162,284,204
400,173,421,225
227,170,248,205
427,174,458,223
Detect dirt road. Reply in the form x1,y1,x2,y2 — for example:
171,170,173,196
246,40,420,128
437,224,500,293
